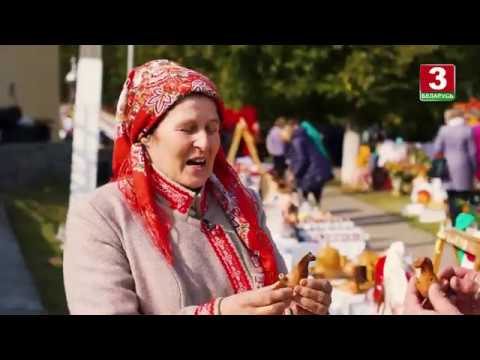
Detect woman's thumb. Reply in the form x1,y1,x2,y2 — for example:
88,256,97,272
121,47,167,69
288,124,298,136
428,283,462,315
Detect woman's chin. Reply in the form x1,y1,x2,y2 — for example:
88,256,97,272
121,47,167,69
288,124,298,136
179,176,208,190
177,165,214,190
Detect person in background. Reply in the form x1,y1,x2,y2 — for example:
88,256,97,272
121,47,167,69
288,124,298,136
434,109,476,222
469,109,480,183
284,118,333,206
266,117,287,179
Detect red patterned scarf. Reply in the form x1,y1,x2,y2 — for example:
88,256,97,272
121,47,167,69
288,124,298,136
112,60,279,285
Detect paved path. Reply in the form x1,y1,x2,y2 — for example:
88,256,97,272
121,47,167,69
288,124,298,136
0,202,44,314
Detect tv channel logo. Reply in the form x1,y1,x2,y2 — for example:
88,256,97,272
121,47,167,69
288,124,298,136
420,64,456,102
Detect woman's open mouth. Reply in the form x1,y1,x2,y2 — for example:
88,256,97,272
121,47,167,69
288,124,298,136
186,157,207,169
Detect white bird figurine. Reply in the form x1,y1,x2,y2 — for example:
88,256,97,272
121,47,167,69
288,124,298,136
382,242,409,315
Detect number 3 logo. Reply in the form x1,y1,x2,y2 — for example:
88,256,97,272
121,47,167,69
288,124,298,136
429,67,447,90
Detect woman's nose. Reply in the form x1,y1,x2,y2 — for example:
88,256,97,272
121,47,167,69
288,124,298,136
193,130,209,150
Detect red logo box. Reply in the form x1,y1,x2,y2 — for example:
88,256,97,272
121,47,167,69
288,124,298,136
419,64,456,102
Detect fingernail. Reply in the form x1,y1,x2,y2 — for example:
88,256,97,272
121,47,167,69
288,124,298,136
300,279,307,286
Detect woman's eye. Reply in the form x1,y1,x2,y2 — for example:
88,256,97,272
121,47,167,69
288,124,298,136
207,124,219,134
180,126,196,133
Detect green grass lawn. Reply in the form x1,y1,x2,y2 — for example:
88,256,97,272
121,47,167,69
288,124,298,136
344,189,440,236
1,184,69,315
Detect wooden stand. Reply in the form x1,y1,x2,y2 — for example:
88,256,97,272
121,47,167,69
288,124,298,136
227,118,262,168
227,118,277,201
433,226,480,274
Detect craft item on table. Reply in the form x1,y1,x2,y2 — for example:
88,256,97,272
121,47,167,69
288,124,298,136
342,261,356,278
340,249,379,294
381,242,410,315
411,178,447,208
413,257,438,299
276,252,316,288
342,250,378,280
311,244,346,280
349,265,368,294
283,203,299,226
417,190,431,205
297,200,316,223
404,177,447,219
373,255,386,312
357,250,379,283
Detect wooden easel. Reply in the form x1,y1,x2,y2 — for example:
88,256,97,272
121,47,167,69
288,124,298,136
227,118,262,168
227,118,277,201
433,226,480,274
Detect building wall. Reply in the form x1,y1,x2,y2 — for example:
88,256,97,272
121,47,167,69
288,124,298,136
0,45,60,135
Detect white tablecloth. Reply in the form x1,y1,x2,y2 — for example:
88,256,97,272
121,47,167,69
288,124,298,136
329,286,378,315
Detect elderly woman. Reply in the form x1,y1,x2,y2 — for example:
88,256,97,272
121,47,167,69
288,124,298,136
63,60,332,315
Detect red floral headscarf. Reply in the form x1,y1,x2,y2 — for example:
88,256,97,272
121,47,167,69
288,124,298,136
112,60,279,285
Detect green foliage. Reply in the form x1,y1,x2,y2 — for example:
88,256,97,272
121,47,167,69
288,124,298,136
59,45,480,142
1,184,69,314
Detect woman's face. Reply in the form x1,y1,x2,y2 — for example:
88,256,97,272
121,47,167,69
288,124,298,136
145,96,221,190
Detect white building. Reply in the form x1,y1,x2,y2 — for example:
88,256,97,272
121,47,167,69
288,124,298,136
0,45,60,138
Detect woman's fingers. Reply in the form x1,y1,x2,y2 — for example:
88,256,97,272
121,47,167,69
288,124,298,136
294,286,331,307
294,296,328,315
428,283,462,315
439,266,470,282
299,278,332,294
250,287,293,307
290,303,311,315
256,301,291,315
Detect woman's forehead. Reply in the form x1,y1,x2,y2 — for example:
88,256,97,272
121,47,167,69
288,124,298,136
165,97,220,121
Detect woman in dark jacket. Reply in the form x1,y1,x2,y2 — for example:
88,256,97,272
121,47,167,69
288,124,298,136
285,119,333,205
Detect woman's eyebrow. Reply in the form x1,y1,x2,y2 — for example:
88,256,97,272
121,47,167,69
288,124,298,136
175,119,197,127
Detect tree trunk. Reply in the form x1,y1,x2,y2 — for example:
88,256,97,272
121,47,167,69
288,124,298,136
341,123,360,186
341,103,363,187
69,45,103,206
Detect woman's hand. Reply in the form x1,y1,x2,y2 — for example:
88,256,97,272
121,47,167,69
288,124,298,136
289,278,332,315
220,282,293,315
437,267,480,315
403,276,462,315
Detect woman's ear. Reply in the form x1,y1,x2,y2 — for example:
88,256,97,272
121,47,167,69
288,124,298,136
140,136,151,147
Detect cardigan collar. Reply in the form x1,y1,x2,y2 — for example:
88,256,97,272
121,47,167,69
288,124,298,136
151,165,205,216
